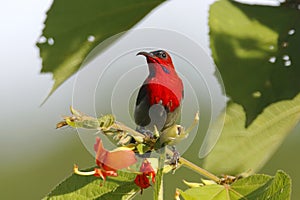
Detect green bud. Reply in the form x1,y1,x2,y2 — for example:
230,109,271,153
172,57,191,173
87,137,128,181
159,125,188,146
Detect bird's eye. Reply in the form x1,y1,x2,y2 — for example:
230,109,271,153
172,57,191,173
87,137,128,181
160,52,166,58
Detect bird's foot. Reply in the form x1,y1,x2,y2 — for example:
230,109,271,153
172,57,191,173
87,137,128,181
168,146,180,170
136,127,154,138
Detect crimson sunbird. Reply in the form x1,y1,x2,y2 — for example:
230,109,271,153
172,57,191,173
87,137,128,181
134,50,184,134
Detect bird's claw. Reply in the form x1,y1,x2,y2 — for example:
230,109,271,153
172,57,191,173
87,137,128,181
168,146,180,169
170,151,180,167
136,127,154,138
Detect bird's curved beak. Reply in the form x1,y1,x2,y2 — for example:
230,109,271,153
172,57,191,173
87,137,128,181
136,51,153,58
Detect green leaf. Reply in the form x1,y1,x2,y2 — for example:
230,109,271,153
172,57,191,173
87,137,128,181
37,0,165,98
203,93,300,175
179,170,291,200
43,168,139,200
209,0,300,126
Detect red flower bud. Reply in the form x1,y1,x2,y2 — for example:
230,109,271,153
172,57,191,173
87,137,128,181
134,159,156,192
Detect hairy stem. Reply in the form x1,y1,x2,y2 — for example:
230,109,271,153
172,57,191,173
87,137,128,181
111,121,145,138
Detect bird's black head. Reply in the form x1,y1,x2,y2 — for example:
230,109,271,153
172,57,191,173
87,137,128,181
150,50,167,59
136,50,173,68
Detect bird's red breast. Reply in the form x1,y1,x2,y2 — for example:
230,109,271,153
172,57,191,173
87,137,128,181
145,70,183,112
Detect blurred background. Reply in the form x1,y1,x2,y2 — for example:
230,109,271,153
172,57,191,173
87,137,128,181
0,0,299,199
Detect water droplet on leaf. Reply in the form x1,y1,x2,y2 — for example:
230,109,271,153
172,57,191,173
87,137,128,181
269,56,276,63
282,42,288,48
87,35,95,42
252,91,261,98
48,38,54,45
282,55,290,61
38,36,47,44
288,29,295,35
284,60,291,67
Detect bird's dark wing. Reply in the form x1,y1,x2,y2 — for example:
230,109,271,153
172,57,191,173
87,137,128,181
134,84,151,127
163,105,181,130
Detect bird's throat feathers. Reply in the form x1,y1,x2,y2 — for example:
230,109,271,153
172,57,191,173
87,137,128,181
147,61,176,79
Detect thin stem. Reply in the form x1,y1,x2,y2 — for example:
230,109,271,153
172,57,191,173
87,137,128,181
112,121,145,138
73,164,96,176
185,112,199,134
179,157,221,183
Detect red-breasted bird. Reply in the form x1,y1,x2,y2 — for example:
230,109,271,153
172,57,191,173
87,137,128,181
134,50,184,134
